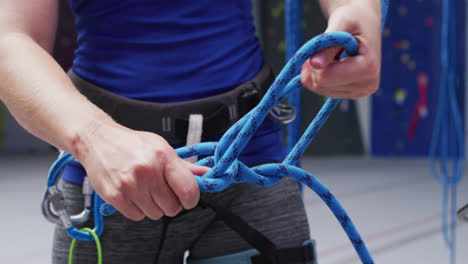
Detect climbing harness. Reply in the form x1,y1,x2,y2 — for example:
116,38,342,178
43,1,389,263
49,31,371,263
429,1,465,263
66,64,275,147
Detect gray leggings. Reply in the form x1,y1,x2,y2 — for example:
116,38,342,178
52,177,310,264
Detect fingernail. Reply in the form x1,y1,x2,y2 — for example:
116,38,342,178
309,53,326,69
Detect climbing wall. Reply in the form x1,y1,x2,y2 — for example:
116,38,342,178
372,0,466,156
259,0,364,155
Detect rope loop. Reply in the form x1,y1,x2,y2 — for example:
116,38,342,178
176,32,359,192
44,2,390,263
48,31,374,263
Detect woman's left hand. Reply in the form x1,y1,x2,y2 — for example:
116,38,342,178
301,2,382,99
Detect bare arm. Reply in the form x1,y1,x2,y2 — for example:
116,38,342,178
0,0,113,154
0,0,207,221
301,0,382,99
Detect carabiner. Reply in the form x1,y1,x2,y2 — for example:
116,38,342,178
41,152,104,241
268,103,297,124
42,176,93,225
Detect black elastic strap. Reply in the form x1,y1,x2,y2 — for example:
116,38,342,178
153,216,170,264
250,243,316,264
198,199,316,264
198,199,278,261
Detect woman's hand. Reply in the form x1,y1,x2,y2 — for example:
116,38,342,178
74,122,210,221
301,1,382,99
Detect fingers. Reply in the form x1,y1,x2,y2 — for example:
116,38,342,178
131,148,184,218
165,157,200,210
311,81,376,99
301,44,379,99
84,129,201,221
111,147,199,220
133,193,165,220
119,201,145,221
182,159,211,176
131,165,176,219
146,167,182,217
301,53,379,99
105,157,185,220
103,185,146,221
308,46,344,69
300,3,382,99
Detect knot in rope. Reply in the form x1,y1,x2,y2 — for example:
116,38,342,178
47,31,378,264
175,32,358,192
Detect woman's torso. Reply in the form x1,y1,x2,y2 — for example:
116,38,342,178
68,0,264,102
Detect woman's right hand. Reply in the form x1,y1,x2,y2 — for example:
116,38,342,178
74,122,210,221
0,0,210,222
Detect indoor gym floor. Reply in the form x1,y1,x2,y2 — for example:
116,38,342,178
1,153,467,263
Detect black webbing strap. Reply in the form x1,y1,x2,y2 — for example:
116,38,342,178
250,244,316,264
68,64,273,146
198,199,316,264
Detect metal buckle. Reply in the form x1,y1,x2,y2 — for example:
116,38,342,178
269,103,297,124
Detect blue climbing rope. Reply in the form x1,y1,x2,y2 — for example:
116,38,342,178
62,32,373,263
284,0,390,152
429,0,465,263
285,0,302,154
45,1,390,263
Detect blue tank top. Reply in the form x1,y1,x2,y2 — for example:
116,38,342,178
63,0,286,183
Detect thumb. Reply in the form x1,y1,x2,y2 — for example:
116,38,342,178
183,159,211,176
309,46,344,69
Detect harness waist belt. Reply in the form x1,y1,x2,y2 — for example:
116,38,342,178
68,64,274,145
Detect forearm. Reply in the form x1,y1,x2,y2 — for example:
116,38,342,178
0,32,114,157
318,0,381,19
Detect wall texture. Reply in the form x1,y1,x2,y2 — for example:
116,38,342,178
371,0,466,156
